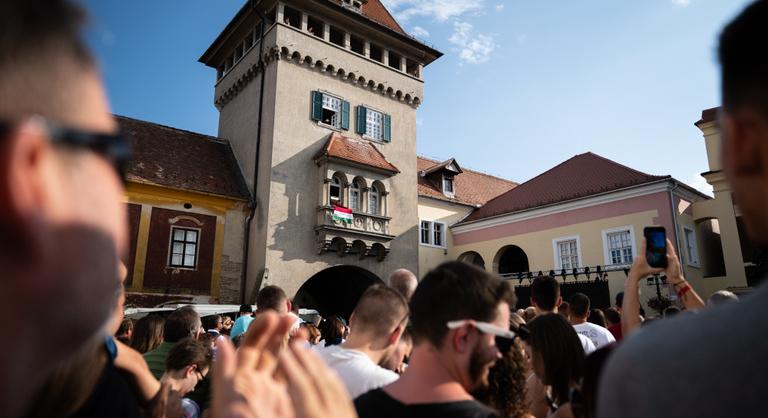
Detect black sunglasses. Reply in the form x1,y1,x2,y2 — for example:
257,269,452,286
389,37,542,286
0,117,131,182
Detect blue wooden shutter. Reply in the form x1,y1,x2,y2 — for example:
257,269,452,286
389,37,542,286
341,100,350,130
311,91,323,121
356,106,367,134
383,114,392,142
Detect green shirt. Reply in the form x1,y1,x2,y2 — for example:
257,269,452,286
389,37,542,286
143,341,175,380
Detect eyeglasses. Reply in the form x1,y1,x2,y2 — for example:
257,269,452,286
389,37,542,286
447,319,526,354
0,116,131,182
194,367,206,381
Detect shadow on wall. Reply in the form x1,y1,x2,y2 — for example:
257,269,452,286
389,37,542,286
293,265,383,320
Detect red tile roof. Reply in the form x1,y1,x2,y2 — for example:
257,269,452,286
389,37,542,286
417,157,517,207
461,152,669,223
360,0,406,35
118,116,250,200
315,133,400,174
695,106,720,127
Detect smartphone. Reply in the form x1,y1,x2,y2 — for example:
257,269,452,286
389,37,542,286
644,226,667,268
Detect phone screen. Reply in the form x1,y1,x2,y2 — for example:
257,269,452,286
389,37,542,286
645,227,667,268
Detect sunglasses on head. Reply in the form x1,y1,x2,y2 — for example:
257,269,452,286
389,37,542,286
0,116,131,182
447,320,529,354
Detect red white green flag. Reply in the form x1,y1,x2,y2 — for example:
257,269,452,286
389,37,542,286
333,206,353,224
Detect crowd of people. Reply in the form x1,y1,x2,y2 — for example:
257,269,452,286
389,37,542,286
1,0,767,417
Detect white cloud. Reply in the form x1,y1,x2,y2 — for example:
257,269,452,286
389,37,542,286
687,173,713,197
382,0,484,22
495,4,505,11
449,21,496,65
672,0,691,6
410,26,430,38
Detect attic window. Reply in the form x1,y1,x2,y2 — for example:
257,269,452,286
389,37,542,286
342,0,363,12
442,175,455,197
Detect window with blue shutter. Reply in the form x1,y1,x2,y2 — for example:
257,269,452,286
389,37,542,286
356,106,367,134
383,114,391,142
311,91,323,121
341,100,350,130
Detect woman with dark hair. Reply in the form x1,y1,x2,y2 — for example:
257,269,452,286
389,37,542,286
477,313,534,418
528,313,585,418
131,314,165,354
586,309,606,328
318,316,346,347
115,318,134,345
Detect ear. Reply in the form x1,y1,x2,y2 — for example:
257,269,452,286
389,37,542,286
722,109,767,177
529,297,536,308
555,296,563,308
0,120,52,253
387,323,404,347
450,326,474,354
184,365,196,379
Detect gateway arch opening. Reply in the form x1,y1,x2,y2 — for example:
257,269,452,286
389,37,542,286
293,265,383,320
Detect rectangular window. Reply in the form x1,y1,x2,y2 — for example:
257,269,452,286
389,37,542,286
420,221,430,245
442,176,454,196
369,43,383,63
684,227,700,266
322,94,342,127
350,188,360,212
169,227,199,269
282,6,302,29
420,221,446,247
369,190,379,215
556,238,579,270
366,108,384,140
350,35,364,55
607,230,633,265
244,32,253,50
312,91,349,130
330,26,345,47
388,51,402,70
307,16,323,38
433,223,444,247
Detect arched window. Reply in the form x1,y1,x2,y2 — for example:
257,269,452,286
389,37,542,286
329,175,343,205
369,184,380,215
350,180,362,212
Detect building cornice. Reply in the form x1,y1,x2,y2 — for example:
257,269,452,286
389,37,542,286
215,25,424,109
452,180,675,234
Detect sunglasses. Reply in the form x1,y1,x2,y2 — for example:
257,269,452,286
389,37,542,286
447,319,528,354
0,116,131,182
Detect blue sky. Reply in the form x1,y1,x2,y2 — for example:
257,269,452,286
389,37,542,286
82,0,753,194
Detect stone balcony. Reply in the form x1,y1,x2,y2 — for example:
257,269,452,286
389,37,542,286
315,206,394,260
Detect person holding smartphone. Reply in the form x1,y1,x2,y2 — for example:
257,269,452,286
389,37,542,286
621,232,705,336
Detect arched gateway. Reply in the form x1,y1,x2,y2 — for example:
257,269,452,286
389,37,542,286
293,265,383,320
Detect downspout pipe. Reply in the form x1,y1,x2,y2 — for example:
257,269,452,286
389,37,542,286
668,180,683,262
240,0,270,304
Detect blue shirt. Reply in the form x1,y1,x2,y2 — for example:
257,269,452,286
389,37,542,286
230,315,253,340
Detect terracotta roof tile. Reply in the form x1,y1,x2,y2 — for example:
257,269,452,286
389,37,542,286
360,0,406,35
462,152,669,223
315,133,400,173
417,157,517,207
118,116,250,200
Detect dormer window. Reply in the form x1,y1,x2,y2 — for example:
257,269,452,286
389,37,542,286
442,175,455,197
342,0,363,12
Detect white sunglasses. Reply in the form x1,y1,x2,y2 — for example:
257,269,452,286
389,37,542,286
446,320,516,339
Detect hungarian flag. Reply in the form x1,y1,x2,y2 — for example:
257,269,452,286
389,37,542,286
333,205,353,224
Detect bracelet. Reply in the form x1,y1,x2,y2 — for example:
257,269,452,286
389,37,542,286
677,284,692,299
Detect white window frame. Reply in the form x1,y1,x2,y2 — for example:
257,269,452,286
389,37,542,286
329,175,343,205
420,221,431,245
419,220,447,249
601,226,637,267
363,107,385,141
683,226,700,267
349,180,362,212
368,185,380,215
552,235,582,271
442,175,455,198
319,92,343,130
167,226,201,270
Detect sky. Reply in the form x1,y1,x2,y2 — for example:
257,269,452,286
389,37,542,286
82,0,754,195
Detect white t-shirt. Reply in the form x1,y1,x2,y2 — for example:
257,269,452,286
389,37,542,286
574,322,616,349
578,333,597,354
316,345,399,399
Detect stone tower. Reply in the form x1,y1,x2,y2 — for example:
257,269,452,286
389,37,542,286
199,0,441,309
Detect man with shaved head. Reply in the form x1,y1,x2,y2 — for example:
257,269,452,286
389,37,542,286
317,285,409,398
389,269,418,301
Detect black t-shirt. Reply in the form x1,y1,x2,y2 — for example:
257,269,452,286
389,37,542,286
354,388,502,418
